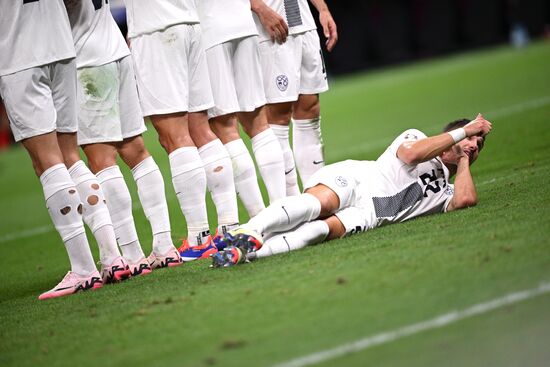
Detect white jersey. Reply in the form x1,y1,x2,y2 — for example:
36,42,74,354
124,0,199,38
65,0,129,69
0,0,75,76
253,0,317,42
197,0,258,50
357,129,454,226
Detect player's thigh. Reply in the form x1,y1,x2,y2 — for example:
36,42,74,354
117,56,147,141
232,36,267,113
51,58,78,135
76,62,123,146
205,42,240,119
298,30,328,96
130,25,191,116
258,36,300,105
304,160,360,211
187,24,215,114
0,66,56,142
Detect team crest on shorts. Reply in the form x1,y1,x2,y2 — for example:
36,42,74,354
276,75,289,91
335,176,348,187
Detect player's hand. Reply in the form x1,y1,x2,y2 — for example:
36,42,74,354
256,3,288,44
464,113,492,138
319,9,338,51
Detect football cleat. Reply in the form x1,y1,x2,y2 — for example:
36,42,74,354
212,230,233,252
178,237,218,262
100,256,131,283
128,257,153,277
147,248,183,269
226,227,263,253
38,271,103,300
210,246,244,268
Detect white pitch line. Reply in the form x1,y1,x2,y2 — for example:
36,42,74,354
333,95,550,160
2,95,549,244
273,281,550,367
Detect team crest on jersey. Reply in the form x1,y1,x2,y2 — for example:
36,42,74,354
335,176,348,187
445,185,454,196
276,75,289,91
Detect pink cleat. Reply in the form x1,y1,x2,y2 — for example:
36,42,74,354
38,271,103,300
147,248,183,269
100,256,131,283
128,257,153,277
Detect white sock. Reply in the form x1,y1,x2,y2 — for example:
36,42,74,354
169,147,210,246
270,124,300,196
96,165,145,263
251,128,286,203
68,160,120,265
40,164,97,275
131,156,174,255
198,139,240,231
292,117,324,184
256,220,329,258
245,193,321,235
225,139,265,218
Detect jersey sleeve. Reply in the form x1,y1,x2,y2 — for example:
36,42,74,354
387,129,428,158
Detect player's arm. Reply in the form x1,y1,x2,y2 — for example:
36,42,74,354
446,154,478,211
309,0,338,51
250,0,288,44
397,114,492,165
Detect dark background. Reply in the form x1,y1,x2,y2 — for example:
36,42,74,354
311,0,550,75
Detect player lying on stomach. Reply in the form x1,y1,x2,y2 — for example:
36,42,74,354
211,114,492,267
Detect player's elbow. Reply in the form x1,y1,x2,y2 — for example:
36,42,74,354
454,195,478,209
398,147,422,165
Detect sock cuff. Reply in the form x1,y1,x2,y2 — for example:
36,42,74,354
251,128,278,151
198,139,229,165
40,164,75,200
269,124,290,139
302,192,322,218
96,165,124,184
67,160,97,186
131,156,159,181
224,139,248,158
292,116,321,129
169,146,204,177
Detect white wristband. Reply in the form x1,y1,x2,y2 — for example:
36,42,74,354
448,128,466,143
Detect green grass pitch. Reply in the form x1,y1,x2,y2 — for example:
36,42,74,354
0,41,549,367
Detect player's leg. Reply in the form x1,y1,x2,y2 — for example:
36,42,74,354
131,27,212,252
116,55,180,267
243,161,356,237
0,64,101,298
186,26,240,237
258,36,301,196
189,112,240,236
205,40,265,218
292,30,329,184
234,35,286,204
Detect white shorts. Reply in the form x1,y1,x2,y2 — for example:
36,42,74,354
258,30,329,104
205,35,266,118
130,23,214,116
304,160,377,236
76,56,146,145
0,59,77,142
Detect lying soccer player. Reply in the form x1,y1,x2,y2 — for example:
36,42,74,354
212,114,492,266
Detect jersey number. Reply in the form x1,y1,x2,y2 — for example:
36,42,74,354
419,169,446,197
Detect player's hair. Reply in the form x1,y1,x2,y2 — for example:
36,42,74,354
442,119,470,132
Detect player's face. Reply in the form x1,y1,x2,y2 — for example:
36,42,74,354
457,135,484,164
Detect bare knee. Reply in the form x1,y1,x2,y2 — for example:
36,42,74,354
266,102,293,125
209,114,241,144
304,184,340,217
238,106,269,138
82,143,118,173
150,113,194,153
117,135,150,169
189,111,218,148
324,215,346,240
293,94,320,120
